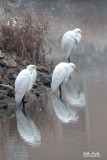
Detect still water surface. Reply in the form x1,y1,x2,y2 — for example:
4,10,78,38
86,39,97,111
0,0,107,159
0,60,107,160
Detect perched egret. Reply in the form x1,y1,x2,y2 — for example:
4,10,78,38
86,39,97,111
15,65,44,110
51,62,79,99
61,28,87,62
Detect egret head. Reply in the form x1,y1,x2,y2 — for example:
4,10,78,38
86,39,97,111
27,65,36,71
69,63,80,73
27,65,45,71
74,28,87,35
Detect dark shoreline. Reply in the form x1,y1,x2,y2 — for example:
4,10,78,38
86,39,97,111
0,51,52,119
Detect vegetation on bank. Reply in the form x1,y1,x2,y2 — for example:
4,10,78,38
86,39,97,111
0,2,54,65
0,2,54,118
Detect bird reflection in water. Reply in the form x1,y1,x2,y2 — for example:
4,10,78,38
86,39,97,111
52,93,79,123
16,109,41,147
64,78,85,107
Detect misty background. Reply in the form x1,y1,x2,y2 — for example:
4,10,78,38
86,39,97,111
1,0,107,66
0,1,107,160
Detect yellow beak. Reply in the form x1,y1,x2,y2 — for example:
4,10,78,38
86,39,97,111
74,67,80,73
80,31,88,35
36,66,45,69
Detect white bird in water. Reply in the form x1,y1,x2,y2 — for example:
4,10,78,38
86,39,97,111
61,28,87,62
52,93,79,123
51,62,79,99
16,109,41,147
15,64,44,111
64,79,85,107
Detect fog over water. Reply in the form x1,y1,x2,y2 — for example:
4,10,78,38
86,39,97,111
32,0,107,64
1,0,107,56
0,1,107,160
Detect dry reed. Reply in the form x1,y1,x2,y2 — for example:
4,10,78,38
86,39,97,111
0,2,53,65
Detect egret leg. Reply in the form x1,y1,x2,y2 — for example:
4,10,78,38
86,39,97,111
22,95,26,114
68,56,70,63
59,84,62,99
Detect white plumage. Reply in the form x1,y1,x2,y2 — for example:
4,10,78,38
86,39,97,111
61,28,87,62
52,93,78,123
64,78,85,107
51,62,79,93
16,109,41,146
15,65,37,104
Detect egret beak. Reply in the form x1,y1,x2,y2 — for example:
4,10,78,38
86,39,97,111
74,67,80,73
80,31,88,35
36,66,45,69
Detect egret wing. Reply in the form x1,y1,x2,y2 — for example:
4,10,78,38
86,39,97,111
61,31,77,60
15,70,31,103
51,64,67,92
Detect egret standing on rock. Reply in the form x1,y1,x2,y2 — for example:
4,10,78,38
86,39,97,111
51,62,79,99
61,28,87,62
15,65,44,111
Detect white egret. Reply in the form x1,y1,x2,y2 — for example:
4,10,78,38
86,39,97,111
61,28,87,62
15,64,44,110
51,62,79,99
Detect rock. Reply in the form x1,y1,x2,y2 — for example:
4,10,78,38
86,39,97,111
1,104,8,110
0,90,7,100
0,59,9,67
10,61,17,67
48,73,52,82
0,78,3,84
42,77,51,87
7,88,15,97
0,84,14,97
0,84,13,90
0,77,6,84
0,97,17,118
0,55,17,67
37,67,50,74
37,71,51,87
21,60,29,66
0,49,52,118
35,90,45,97
33,83,37,89
0,68,8,82
32,85,47,97
0,51,5,59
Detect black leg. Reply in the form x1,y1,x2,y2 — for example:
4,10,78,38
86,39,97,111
22,95,26,115
68,56,70,63
59,84,62,99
